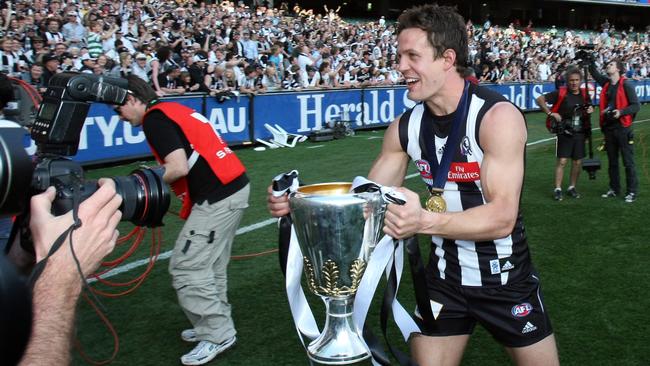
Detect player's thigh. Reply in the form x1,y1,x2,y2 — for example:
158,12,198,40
410,333,470,366
506,333,559,366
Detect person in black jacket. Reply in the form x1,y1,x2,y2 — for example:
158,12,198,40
589,59,640,203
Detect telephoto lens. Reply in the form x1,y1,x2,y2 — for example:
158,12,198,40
111,167,170,227
39,163,171,228
0,126,33,217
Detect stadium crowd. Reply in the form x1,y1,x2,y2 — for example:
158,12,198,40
0,0,649,96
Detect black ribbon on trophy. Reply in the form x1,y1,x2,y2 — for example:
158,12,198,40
420,81,470,213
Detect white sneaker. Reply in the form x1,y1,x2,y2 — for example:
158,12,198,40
181,329,197,342
180,337,237,366
624,193,636,203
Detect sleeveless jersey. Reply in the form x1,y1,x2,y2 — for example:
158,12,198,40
398,84,531,288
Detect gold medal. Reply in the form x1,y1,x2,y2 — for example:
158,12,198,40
425,188,446,213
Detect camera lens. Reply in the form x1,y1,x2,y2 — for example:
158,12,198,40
0,127,34,217
112,168,170,227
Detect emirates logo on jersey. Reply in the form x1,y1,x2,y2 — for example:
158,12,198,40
447,162,480,182
415,159,433,186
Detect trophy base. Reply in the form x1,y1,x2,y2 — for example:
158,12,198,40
307,297,370,365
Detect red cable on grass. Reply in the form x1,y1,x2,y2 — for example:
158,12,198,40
90,228,162,297
232,248,278,260
100,228,146,267
74,292,120,366
116,226,142,244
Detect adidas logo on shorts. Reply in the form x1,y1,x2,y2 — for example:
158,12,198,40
521,322,538,334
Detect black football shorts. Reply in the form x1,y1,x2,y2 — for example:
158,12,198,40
416,272,554,347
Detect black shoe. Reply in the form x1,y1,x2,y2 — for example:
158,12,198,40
554,188,563,201
567,187,580,198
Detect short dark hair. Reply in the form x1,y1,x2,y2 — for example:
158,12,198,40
614,59,625,75
397,4,468,74
126,75,158,105
0,73,15,110
564,65,582,80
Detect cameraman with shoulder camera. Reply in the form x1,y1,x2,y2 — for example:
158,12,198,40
0,73,122,365
116,75,249,366
589,59,640,203
536,65,594,201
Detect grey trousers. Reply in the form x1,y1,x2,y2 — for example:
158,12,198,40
169,184,250,344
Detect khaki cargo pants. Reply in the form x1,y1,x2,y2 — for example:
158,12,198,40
169,184,249,344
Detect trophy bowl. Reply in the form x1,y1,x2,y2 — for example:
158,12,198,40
289,182,386,365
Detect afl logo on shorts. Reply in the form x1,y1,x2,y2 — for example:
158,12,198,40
511,303,533,318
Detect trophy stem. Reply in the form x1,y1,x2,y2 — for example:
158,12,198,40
307,297,370,365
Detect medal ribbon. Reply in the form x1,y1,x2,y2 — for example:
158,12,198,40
422,81,471,191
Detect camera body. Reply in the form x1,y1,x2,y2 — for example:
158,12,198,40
575,44,596,66
604,108,617,119
1,73,170,228
33,72,128,156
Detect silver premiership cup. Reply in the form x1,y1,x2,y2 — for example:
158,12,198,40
289,182,386,365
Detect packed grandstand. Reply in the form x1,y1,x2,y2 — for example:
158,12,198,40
0,0,649,96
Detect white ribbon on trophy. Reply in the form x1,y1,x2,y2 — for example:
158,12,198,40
279,173,421,364
285,225,320,344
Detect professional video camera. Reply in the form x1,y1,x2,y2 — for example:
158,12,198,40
574,44,596,66
0,72,170,227
549,104,589,136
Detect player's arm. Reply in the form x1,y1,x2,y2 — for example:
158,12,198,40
384,103,525,241
367,115,410,187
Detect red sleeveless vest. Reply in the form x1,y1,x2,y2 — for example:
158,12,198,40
144,102,246,219
599,76,632,128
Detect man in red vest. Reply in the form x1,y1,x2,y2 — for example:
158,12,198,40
536,65,594,201
589,59,639,203
117,76,250,365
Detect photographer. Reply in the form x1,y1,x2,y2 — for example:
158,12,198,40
589,59,640,203
0,73,122,365
536,65,593,201
116,75,249,366
18,180,121,366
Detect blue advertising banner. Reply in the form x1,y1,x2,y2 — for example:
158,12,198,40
359,87,415,129
252,89,363,140
203,94,252,144
71,94,249,164
75,102,150,163
23,79,648,165
489,83,531,110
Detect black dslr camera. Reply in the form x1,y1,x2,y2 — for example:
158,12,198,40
0,72,170,227
603,107,617,120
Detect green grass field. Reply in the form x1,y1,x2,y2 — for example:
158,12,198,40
74,106,650,366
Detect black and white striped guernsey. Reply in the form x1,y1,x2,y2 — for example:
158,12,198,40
398,83,531,288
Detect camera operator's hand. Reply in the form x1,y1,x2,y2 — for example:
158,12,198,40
612,109,621,119
586,106,594,115
549,112,561,122
29,179,122,277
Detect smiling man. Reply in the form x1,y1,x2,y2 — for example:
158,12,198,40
268,4,559,366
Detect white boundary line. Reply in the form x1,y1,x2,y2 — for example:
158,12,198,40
96,118,649,280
